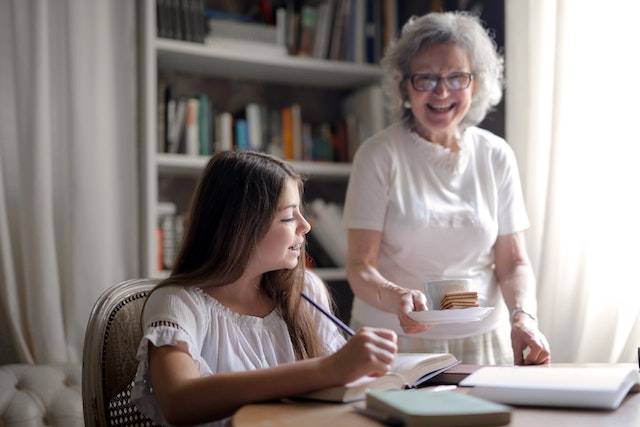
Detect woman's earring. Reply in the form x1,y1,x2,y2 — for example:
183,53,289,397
403,100,411,109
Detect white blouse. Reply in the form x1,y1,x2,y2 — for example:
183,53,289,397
343,123,530,339
132,271,346,427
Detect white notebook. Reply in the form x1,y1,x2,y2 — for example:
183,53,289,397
460,364,639,410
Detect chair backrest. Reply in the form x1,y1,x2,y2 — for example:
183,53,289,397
82,278,159,427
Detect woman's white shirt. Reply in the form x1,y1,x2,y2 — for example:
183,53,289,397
343,123,529,339
131,271,346,427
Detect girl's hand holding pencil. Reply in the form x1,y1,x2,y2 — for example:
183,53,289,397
322,327,398,384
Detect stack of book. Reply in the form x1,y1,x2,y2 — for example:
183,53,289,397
156,0,206,43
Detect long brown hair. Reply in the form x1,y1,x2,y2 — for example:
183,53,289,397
147,151,326,359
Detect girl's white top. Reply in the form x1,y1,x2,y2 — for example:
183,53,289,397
343,123,530,339
132,271,346,427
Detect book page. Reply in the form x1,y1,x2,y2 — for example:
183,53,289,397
391,353,458,385
297,352,457,402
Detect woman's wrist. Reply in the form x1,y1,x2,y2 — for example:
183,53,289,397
381,280,408,309
510,307,537,324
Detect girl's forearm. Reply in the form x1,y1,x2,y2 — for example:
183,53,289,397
160,356,336,425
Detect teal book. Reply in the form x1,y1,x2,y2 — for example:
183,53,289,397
365,390,511,427
235,119,249,151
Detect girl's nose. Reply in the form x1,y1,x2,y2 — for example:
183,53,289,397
299,215,311,235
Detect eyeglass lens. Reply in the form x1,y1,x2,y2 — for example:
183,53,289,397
411,73,472,91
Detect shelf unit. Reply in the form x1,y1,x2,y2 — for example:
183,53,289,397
139,0,382,280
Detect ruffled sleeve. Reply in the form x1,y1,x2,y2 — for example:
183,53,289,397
303,271,347,354
131,286,212,424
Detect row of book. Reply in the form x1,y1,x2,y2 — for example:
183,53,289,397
203,0,399,64
289,0,398,64
156,199,347,271
157,85,385,162
156,0,206,43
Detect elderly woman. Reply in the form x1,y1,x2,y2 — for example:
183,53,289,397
343,12,550,365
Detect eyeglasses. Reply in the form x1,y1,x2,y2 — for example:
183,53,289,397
407,72,473,92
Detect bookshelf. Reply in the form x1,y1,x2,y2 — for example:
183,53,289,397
138,0,384,281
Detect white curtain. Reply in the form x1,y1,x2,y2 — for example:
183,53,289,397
506,0,640,362
0,0,139,364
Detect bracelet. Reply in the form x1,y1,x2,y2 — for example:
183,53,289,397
510,307,536,323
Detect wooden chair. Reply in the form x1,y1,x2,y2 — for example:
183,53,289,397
82,278,159,426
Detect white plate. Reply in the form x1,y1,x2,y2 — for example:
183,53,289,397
407,307,494,325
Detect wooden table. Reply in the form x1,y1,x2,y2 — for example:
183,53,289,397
233,390,640,426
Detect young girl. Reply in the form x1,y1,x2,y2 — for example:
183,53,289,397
132,151,398,426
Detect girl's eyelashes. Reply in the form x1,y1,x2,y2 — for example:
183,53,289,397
281,218,295,223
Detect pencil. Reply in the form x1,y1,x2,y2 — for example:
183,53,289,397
301,292,355,337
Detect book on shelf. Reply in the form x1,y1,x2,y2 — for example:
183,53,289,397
291,104,302,161
246,103,263,151
382,0,398,53
157,0,205,43
197,94,212,155
364,389,511,427
234,119,249,151
158,202,177,271
215,112,233,152
184,98,199,156
365,0,382,64
329,0,349,60
351,0,366,63
297,5,318,56
166,97,186,153
268,109,283,158
281,107,294,159
283,1,299,55
331,120,349,162
298,352,458,402
302,123,313,161
312,0,335,59
459,364,640,410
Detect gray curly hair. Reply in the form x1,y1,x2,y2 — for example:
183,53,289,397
381,11,504,130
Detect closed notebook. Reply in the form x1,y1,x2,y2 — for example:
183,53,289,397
426,364,483,386
298,353,458,402
365,390,511,427
460,364,640,409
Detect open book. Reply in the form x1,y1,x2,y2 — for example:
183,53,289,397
298,353,458,402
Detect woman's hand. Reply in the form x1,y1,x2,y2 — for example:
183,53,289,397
388,287,430,334
323,327,398,384
346,229,430,334
511,315,551,365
